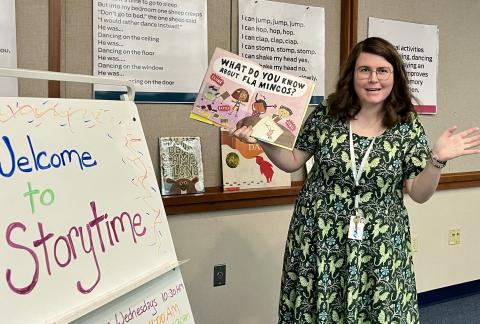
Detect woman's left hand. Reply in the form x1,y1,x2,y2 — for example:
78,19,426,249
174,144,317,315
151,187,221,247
433,126,480,161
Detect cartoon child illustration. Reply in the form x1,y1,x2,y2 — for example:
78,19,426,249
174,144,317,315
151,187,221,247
272,105,293,123
251,93,277,117
230,88,250,117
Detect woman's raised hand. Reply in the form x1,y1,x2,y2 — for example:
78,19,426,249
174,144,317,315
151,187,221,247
433,126,480,161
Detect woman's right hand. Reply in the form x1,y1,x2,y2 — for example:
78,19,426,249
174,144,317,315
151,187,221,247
229,125,258,144
230,125,311,173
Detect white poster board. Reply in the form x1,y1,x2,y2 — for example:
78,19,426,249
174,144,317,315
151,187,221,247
93,0,208,102
369,17,439,114
0,97,194,323
238,0,325,105
0,0,18,96
73,267,192,324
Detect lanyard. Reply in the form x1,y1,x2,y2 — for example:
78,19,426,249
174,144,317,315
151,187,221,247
349,121,375,210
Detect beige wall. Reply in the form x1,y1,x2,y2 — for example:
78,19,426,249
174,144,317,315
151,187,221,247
407,188,480,292
170,187,480,323
15,0,49,97
170,205,293,324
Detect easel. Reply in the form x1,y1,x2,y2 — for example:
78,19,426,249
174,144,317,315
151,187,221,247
0,67,190,324
0,67,135,101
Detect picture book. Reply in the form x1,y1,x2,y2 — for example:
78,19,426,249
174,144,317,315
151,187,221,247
190,47,315,150
221,130,291,191
159,136,205,195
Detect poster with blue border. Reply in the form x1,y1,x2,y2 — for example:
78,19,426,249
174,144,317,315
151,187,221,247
93,0,207,103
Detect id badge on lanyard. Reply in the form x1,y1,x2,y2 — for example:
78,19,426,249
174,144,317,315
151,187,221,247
348,212,365,240
347,122,375,241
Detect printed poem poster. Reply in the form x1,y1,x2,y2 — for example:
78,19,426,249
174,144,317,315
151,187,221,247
369,17,438,114
93,0,207,102
0,0,17,96
238,0,325,104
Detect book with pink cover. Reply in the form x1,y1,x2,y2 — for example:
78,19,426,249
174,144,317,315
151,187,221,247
190,48,315,151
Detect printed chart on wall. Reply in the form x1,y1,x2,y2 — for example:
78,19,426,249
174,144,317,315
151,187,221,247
369,17,439,114
0,0,18,96
93,0,207,102
238,0,325,105
0,97,194,323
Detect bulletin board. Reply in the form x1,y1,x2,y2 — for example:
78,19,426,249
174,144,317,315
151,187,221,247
58,0,342,188
11,0,479,218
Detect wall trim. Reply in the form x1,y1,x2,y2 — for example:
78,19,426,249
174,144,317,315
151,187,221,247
418,279,480,307
163,171,480,215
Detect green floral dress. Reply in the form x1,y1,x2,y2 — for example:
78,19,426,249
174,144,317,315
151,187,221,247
278,103,430,324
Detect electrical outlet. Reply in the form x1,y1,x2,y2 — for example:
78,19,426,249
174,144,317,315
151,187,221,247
411,236,418,252
448,229,456,245
448,229,461,245
213,264,226,287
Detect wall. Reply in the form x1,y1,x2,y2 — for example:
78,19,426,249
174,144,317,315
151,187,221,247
15,0,49,97
10,0,480,323
407,188,480,293
169,205,293,324
169,187,480,323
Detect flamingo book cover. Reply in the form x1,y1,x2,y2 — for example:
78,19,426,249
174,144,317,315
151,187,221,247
220,130,290,191
190,48,315,151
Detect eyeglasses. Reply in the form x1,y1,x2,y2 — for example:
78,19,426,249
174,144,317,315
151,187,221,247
355,66,392,80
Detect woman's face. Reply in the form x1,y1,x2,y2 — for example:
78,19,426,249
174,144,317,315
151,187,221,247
353,52,394,110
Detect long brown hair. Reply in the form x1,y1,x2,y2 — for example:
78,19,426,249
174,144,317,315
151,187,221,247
328,37,416,127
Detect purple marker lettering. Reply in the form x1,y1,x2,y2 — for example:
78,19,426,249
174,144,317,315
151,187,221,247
33,222,55,275
88,201,106,252
110,212,137,243
132,213,146,238
66,226,80,259
76,224,101,294
53,235,72,267
5,222,40,294
115,312,125,324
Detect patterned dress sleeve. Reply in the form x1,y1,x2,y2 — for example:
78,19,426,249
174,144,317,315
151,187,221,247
403,115,431,179
294,103,326,153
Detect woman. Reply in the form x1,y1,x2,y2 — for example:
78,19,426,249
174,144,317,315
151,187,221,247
232,37,480,323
